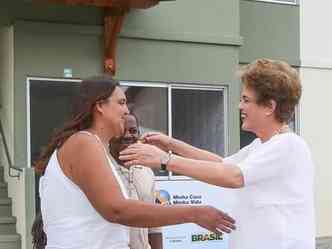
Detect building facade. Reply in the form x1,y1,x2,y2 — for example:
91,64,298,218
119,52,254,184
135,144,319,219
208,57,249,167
0,0,330,249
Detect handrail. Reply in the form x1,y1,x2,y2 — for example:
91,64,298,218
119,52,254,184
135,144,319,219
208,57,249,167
0,119,22,179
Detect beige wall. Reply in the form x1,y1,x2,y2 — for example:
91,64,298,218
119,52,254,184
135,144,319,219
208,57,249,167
300,1,332,68
299,68,332,237
300,0,332,237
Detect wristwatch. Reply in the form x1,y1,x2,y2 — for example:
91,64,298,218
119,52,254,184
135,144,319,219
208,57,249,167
160,151,172,171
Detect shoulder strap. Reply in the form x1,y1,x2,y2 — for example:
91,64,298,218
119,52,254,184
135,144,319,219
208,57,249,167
77,131,129,199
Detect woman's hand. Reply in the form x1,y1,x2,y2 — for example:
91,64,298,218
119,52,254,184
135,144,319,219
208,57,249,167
119,143,167,169
195,206,236,234
141,132,172,152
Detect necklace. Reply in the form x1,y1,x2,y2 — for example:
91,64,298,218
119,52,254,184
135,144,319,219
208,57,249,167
117,164,141,199
276,124,291,135
262,124,291,143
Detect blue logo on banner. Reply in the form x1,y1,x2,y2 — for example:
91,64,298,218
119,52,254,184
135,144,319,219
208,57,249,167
155,190,171,205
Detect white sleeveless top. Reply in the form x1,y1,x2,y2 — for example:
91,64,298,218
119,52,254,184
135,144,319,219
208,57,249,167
39,131,130,249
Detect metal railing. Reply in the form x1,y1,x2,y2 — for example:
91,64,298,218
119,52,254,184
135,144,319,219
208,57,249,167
0,119,22,179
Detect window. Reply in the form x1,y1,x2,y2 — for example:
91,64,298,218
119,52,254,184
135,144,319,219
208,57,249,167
172,88,225,156
121,83,169,177
121,82,228,179
28,79,81,165
27,78,228,181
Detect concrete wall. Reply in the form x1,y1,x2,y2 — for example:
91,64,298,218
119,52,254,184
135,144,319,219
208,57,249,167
0,25,15,181
0,0,103,26
0,26,28,249
300,0,332,243
240,0,300,66
122,0,240,45
13,21,104,169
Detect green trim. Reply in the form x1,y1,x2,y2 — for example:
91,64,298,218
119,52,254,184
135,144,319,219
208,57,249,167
14,20,243,46
14,21,103,36
240,59,301,67
24,168,35,249
120,29,243,46
241,0,299,6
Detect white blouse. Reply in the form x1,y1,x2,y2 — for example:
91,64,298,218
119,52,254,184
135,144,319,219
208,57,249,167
40,132,130,249
225,132,315,249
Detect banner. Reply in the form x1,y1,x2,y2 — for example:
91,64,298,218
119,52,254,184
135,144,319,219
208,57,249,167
155,180,235,249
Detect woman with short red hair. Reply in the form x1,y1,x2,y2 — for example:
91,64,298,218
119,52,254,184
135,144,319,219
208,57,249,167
120,59,315,249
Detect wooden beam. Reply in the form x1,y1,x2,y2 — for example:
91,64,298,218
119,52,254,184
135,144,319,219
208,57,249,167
104,8,127,75
34,0,161,75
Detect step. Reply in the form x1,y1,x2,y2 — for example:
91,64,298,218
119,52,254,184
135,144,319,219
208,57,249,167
0,182,8,198
0,234,21,249
317,236,332,249
0,217,16,234
0,198,12,216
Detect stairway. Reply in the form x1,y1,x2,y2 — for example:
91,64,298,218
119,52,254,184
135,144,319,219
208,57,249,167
0,166,21,249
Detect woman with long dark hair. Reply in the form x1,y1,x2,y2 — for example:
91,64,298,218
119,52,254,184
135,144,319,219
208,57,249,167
31,213,46,249
35,75,235,249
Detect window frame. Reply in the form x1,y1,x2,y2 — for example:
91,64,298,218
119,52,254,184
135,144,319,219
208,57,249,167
26,76,83,168
248,0,299,6
26,77,229,181
120,81,229,181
